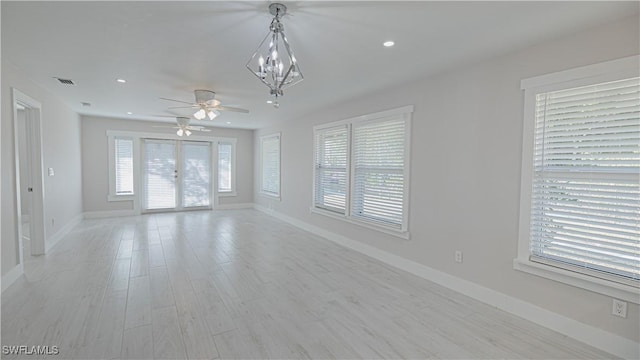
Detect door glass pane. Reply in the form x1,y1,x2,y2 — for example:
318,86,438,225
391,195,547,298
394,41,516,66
144,140,176,210
182,142,211,207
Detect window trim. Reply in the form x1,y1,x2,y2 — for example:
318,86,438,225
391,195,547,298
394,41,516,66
107,134,135,202
217,139,237,197
312,105,413,237
517,55,640,303
260,133,281,199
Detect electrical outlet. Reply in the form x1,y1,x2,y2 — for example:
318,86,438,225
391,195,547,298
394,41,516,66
455,250,463,263
612,299,627,318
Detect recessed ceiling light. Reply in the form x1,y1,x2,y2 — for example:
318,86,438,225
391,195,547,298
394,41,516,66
266,100,273,104
383,41,395,47
116,78,127,83
127,112,133,115
226,122,231,125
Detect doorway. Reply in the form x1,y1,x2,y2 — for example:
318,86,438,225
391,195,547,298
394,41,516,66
12,88,46,258
142,139,212,212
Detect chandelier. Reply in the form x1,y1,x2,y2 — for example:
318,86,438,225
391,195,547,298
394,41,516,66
246,3,303,107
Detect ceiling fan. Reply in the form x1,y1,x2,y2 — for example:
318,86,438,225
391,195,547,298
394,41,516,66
160,89,249,120
153,116,211,137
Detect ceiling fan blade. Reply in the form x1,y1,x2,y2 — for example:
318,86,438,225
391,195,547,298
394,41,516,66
167,106,197,109
159,97,194,105
215,105,249,113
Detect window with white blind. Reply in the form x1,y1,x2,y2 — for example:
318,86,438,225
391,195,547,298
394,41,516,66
108,135,135,201
115,137,134,195
312,106,412,236
517,56,639,302
314,125,348,213
218,140,236,195
260,133,280,198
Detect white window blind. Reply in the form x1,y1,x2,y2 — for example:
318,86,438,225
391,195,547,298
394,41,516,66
143,140,176,210
314,125,348,213
530,77,640,284
114,137,134,195
182,142,211,208
218,142,233,192
261,134,280,196
352,118,407,229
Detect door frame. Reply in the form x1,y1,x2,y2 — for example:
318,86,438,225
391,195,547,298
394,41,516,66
140,138,213,213
12,88,46,258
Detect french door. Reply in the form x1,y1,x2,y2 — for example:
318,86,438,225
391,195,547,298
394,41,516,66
142,139,212,212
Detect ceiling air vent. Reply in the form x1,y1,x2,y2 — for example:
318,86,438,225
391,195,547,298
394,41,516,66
54,77,75,85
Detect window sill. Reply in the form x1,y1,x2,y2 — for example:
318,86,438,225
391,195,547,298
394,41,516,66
513,258,640,304
310,207,410,240
218,191,237,197
108,194,134,202
260,192,281,201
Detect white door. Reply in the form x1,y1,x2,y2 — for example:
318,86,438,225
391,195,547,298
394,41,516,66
142,139,211,212
180,141,211,208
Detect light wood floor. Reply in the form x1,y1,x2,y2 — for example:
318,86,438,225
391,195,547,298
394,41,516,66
2,209,615,359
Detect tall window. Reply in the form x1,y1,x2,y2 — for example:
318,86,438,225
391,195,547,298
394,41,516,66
313,106,412,234
518,56,639,300
314,125,348,213
108,135,135,201
260,133,280,197
218,140,236,195
114,137,134,195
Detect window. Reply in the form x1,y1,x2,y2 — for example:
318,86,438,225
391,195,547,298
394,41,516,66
313,106,412,235
260,133,280,198
218,140,236,195
115,137,134,195
108,135,135,201
517,56,639,302
314,125,348,213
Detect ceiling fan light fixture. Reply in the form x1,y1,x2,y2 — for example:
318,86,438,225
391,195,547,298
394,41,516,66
207,109,220,120
177,128,184,137
185,129,192,136
246,3,303,104
194,108,207,120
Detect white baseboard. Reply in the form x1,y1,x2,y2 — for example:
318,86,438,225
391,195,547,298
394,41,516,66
253,205,639,360
215,203,255,210
83,209,137,219
1,263,24,293
46,213,83,253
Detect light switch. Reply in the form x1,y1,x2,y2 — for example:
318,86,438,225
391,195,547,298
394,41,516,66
48,168,55,177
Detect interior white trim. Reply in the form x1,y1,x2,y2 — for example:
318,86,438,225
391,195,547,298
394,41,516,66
46,213,83,253
520,55,639,90
214,203,254,210
254,204,639,360
1,264,24,293
309,207,410,240
83,209,138,219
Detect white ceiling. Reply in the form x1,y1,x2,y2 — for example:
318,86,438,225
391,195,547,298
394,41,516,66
2,1,637,129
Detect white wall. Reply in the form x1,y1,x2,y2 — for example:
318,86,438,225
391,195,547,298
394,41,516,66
1,60,83,276
81,115,253,213
254,16,639,342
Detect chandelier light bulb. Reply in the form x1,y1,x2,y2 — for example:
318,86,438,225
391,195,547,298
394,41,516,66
185,130,192,136
207,110,218,120
176,128,184,136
